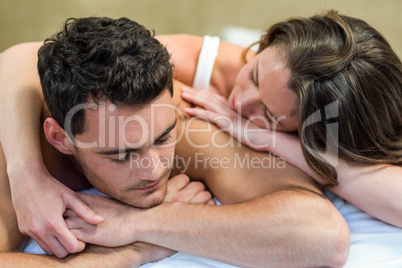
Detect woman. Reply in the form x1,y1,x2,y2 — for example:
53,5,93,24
180,10,402,226
0,10,400,257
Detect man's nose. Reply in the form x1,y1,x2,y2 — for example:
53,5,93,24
134,150,163,181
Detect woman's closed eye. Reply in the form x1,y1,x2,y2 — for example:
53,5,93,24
249,69,258,87
263,109,274,125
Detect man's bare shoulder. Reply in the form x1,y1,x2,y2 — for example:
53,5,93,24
173,118,320,204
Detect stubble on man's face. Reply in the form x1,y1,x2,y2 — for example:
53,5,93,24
74,147,173,208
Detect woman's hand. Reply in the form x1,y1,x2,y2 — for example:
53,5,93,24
181,87,273,152
9,167,104,258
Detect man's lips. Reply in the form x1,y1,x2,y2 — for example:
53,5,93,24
126,168,170,192
134,180,162,191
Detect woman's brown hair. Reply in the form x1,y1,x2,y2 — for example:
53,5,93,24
254,10,402,186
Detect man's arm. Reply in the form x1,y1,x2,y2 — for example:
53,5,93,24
136,189,349,267
142,119,350,267
0,168,210,266
0,243,173,267
68,119,350,267
68,177,350,267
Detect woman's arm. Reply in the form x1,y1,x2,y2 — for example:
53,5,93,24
180,87,402,227
0,42,44,177
157,34,252,97
328,160,402,227
256,131,402,228
0,43,103,257
156,34,204,87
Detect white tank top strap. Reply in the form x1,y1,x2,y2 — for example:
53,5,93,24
192,35,220,90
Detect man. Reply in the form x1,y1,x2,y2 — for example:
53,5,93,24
0,16,214,266
0,17,349,267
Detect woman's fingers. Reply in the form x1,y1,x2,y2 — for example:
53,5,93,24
184,107,218,122
181,87,228,111
54,222,86,254
66,193,105,224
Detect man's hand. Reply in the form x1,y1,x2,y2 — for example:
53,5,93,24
164,174,215,204
9,168,104,258
64,193,135,247
65,174,215,247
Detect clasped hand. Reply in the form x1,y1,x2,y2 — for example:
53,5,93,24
64,174,215,247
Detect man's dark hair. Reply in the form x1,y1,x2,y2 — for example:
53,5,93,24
38,17,173,136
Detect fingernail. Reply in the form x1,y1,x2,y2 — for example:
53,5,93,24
94,215,105,222
184,108,193,113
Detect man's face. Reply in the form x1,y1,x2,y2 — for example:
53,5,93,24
70,90,177,208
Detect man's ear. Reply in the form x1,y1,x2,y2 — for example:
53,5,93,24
43,118,74,155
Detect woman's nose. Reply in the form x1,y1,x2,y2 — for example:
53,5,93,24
238,91,260,117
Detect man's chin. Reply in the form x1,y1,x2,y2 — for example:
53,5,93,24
133,197,164,209
123,190,166,209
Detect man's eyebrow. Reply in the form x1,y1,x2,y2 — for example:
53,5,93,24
98,119,177,155
97,148,138,156
154,119,177,142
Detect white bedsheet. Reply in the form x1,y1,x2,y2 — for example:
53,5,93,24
23,188,402,267
325,190,402,267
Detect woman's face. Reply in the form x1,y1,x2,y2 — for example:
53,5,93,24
228,46,299,132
